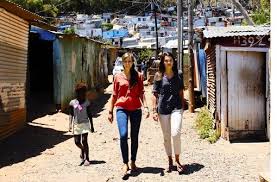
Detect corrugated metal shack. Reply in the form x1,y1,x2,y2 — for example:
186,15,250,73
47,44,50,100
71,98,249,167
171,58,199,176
54,34,111,109
203,26,270,141
29,27,116,111
0,1,53,140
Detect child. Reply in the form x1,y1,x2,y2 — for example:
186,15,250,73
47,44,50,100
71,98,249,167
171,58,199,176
69,83,94,166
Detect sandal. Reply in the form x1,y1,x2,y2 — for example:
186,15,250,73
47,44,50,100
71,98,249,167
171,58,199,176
122,164,130,179
166,164,174,173
130,162,138,172
83,160,90,166
176,163,185,174
79,153,85,166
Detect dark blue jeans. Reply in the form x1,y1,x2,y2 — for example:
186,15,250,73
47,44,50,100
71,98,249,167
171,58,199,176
116,109,142,164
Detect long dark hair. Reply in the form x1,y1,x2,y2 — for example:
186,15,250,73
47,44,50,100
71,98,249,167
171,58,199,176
122,52,138,88
156,52,178,79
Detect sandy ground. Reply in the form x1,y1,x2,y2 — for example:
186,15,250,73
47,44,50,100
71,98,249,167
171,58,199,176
0,76,270,182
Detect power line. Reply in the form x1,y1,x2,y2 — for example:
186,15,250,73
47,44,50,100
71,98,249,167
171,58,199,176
113,3,141,14
136,3,151,16
153,0,162,13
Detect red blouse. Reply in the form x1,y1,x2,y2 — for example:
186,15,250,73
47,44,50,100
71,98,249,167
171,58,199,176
113,72,144,111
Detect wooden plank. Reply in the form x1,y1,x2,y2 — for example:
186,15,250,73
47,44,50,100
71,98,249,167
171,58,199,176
220,49,227,137
227,51,265,131
216,45,221,122
221,46,269,53
266,51,270,140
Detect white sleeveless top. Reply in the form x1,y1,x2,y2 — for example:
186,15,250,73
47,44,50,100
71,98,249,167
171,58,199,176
69,99,90,124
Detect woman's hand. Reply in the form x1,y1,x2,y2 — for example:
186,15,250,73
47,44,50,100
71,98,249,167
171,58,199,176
108,111,113,123
144,107,150,119
153,112,159,122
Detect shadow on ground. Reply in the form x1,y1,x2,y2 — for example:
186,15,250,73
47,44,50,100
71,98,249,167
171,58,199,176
183,163,205,175
121,167,165,180
90,160,106,165
27,92,57,122
0,124,71,168
90,93,111,118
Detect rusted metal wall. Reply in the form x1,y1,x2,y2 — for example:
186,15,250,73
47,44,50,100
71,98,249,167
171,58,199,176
107,48,118,74
205,44,216,116
53,36,110,109
0,8,29,140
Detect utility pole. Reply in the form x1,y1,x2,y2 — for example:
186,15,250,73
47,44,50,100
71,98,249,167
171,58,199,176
152,2,159,59
177,0,183,70
188,0,195,113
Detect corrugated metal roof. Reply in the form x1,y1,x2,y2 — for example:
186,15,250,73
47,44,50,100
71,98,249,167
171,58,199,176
203,26,270,38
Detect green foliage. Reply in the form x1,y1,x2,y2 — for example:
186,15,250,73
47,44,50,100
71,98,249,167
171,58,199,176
42,4,59,17
63,27,75,34
207,130,221,144
241,19,248,26
252,0,270,25
11,0,60,17
101,23,113,31
138,49,154,61
10,0,175,17
195,107,220,144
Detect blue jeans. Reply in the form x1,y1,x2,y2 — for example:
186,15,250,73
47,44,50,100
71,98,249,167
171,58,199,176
116,109,142,164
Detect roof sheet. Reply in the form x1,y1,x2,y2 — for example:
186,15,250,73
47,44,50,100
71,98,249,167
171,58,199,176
203,26,270,38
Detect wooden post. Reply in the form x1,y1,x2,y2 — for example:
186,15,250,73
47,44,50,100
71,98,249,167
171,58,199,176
177,0,183,70
188,0,195,113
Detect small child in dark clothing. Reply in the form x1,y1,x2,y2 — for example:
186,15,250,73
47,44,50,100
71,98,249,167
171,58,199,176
69,83,94,166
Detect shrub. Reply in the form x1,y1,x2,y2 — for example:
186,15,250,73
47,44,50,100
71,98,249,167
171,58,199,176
195,107,220,143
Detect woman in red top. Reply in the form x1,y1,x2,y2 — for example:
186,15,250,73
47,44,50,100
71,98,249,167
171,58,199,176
108,52,149,178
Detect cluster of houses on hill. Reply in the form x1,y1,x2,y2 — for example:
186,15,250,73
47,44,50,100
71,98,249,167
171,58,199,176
55,5,245,49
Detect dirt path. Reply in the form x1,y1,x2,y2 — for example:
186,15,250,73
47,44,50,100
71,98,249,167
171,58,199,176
0,76,270,182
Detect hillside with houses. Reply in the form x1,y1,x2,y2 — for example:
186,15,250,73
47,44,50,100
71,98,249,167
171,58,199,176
54,5,246,49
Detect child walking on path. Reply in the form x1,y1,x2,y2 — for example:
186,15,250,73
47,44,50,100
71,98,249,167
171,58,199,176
69,83,94,166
